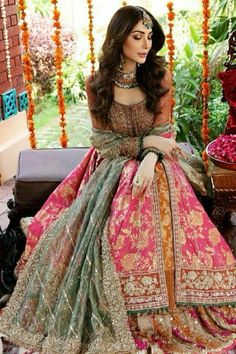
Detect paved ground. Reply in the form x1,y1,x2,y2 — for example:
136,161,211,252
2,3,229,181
36,102,91,149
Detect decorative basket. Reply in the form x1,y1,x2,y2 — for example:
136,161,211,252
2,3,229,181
206,137,236,170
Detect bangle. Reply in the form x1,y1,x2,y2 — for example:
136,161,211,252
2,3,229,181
137,135,145,159
140,148,163,161
138,136,144,152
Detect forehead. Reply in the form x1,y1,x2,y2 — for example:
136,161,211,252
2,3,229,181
129,20,152,34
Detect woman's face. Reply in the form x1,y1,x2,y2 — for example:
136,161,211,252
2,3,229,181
122,20,153,70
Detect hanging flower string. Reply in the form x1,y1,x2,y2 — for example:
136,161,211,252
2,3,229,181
87,0,96,77
1,0,12,85
18,0,37,149
201,0,210,165
166,2,175,76
166,2,176,122
51,0,68,147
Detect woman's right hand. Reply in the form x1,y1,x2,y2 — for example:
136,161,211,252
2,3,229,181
143,135,183,159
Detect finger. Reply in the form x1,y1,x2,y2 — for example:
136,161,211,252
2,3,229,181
166,152,174,160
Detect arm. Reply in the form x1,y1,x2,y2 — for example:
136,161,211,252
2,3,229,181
141,69,177,158
86,77,141,159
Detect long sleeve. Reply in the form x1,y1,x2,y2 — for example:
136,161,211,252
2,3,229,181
154,69,174,128
86,78,140,159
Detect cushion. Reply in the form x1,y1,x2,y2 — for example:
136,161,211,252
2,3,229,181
13,147,89,216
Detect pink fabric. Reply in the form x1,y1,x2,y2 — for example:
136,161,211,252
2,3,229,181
23,148,101,261
107,158,236,310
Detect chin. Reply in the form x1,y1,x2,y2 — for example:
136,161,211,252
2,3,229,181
137,59,146,65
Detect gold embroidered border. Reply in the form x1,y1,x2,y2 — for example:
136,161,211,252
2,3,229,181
163,161,236,306
89,219,136,354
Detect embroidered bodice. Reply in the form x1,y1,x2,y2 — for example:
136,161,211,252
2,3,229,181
87,69,173,158
109,99,154,137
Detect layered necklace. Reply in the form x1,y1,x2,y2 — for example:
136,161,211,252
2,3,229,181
113,67,139,89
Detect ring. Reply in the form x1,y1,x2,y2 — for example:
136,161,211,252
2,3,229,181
171,147,181,158
134,175,143,186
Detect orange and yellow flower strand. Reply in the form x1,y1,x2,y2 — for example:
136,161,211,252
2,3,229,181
51,0,68,147
201,0,210,164
87,0,96,77
18,0,37,148
166,2,176,122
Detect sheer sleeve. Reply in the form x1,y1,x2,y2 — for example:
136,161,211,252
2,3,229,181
154,69,174,127
86,77,107,130
86,77,140,159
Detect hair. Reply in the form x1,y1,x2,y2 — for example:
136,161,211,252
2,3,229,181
89,5,168,125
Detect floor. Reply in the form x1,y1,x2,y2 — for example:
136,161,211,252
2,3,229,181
0,178,14,231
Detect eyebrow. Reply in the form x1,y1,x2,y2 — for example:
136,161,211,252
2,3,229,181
131,30,153,35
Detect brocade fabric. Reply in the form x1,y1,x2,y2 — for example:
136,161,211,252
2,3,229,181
1,70,236,354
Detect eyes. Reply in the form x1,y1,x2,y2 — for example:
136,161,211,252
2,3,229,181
133,34,153,41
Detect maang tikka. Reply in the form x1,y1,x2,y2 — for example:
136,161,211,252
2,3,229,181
138,7,153,29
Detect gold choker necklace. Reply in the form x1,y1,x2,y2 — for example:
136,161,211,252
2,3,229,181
113,68,139,89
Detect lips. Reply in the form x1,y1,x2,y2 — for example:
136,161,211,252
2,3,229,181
138,53,147,58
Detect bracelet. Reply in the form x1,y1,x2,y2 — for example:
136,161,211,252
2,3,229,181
138,136,144,152
140,148,163,161
137,135,145,160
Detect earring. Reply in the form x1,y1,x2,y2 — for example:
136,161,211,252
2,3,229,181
119,54,125,70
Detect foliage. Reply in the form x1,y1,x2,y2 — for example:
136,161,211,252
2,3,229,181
173,9,229,153
29,0,51,17
28,13,75,97
209,16,236,44
51,59,87,104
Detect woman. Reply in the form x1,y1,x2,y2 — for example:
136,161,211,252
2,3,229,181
1,5,236,354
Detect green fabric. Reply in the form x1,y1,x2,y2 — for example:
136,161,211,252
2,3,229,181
0,157,134,353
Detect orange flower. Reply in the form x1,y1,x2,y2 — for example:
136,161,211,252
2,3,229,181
201,0,210,152
168,12,175,21
18,0,37,148
87,0,96,76
51,0,68,147
166,1,175,123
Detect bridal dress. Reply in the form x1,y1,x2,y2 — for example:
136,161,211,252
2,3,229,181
1,71,236,354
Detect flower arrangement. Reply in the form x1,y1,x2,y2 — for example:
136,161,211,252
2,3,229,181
18,0,37,149
1,0,12,85
51,0,68,147
87,0,96,77
201,0,210,165
207,134,236,168
166,2,176,122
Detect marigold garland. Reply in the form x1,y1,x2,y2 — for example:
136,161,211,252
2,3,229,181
1,0,12,86
18,0,37,149
87,0,96,77
201,0,210,165
166,2,176,122
51,0,68,148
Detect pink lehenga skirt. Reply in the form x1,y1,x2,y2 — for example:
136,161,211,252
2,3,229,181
1,147,236,354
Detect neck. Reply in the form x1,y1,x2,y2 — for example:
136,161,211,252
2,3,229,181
122,63,137,72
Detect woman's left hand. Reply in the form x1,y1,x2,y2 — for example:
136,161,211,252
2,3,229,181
132,152,157,197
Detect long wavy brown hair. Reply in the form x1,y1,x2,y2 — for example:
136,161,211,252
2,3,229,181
89,5,168,125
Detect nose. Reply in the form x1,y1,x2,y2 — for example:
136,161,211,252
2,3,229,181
142,37,149,49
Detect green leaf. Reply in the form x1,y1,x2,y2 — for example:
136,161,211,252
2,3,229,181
184,43,193,59
189,25,200,44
